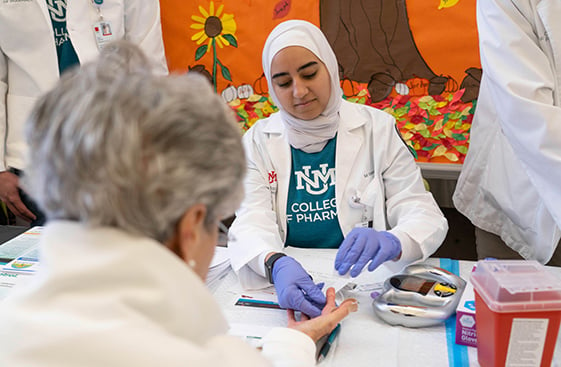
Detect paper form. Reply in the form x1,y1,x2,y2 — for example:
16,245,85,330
0,270,34,301
0,227,42,263
206,247,231,292
284,247,391,292
2,245,40,274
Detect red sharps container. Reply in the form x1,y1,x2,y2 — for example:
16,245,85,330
471,260,561,367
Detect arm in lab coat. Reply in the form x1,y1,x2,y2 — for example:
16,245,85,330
477,0,561,227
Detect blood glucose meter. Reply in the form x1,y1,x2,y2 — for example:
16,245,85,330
372,264,466,328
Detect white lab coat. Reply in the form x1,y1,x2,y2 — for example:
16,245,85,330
453,0,561,262
0,221,316,367
0,0,168,171
229,100,448,289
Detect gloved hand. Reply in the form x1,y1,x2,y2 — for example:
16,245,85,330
334,228,401,277
272,256,326,318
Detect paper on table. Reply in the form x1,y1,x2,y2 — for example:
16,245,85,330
206,247,232,293
0,270,34,301
212,270,286,347
214,246,392,350
2,245,40,274
284,247,391,293
0,228,41,301
0,226,42,263
228,323,271,348
210,246,230,268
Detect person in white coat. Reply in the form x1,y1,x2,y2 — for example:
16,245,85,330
0,0,168,226
228,20,448,317
453,0,561,265
0,42,357,367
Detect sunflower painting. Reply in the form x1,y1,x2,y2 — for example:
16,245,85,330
191,1,238,92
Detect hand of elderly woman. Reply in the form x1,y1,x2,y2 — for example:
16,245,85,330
287,287,357,342
334,228,401,277
272,256,327,318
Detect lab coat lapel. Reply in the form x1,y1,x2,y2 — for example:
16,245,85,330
537,0,561,106
263,117,291,239
66,0,100,64
31,0,60,80
336,101,366,225
36,0,52,29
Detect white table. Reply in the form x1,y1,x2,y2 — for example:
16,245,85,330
212,252,561,367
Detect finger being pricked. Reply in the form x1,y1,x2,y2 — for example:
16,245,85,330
322,287,358,318
287,308,310,324
307,288,357,339
287,289,358,342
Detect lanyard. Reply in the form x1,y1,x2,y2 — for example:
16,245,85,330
90,0,113,49
90,0,104,21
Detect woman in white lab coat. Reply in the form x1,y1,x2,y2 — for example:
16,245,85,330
0,42,357,367
0,0,168,224
453,0,561,264
228,20,448,318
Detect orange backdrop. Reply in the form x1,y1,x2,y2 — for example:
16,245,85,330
407,0,479,86
159,0,480,163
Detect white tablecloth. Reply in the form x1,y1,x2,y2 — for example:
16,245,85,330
212,252,561,367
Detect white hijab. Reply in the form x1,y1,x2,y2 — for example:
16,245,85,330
262,20,342,153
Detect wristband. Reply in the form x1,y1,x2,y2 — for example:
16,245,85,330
265,253,287,284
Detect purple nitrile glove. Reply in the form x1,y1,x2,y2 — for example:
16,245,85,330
272,256,326,318
334,228,401,277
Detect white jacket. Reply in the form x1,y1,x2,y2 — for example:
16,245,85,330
229,100,448,289
0,222,316,367
453,0,561,262
0,0,168,171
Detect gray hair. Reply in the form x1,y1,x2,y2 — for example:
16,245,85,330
23,41,246,243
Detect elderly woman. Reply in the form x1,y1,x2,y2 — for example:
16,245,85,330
0,42,356,367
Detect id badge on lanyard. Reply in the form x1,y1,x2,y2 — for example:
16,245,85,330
91,0,114,50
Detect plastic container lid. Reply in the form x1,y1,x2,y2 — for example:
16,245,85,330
471,260,561,313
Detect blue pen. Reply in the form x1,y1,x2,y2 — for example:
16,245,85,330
318,324,341,362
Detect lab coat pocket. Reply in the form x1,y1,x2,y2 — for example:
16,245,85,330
5,94,38,167
7,94,37,143
359,178,377,207
351,176,386,230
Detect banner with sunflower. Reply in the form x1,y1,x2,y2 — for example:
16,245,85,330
160,0,480,164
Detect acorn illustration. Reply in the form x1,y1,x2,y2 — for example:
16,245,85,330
368,73,396,102
459,67,482,102
188,64,213,85
427,75,448,96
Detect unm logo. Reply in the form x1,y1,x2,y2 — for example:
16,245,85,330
295,164,335,195
268,171,277,184
47,0,67,22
